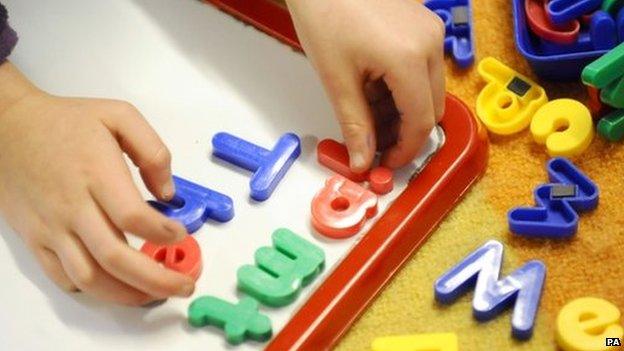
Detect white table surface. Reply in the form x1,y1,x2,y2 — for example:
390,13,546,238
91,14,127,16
0,1,443,350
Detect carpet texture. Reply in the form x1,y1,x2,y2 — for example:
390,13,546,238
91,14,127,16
335,0,624,350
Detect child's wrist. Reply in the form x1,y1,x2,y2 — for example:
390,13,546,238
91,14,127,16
0,61,40,118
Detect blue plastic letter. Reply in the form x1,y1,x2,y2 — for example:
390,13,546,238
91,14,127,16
547,0,602,25
547,157,599,211
618,7,624,43
149,175,234,233
508,184,580,238
425,0,474,68
508,157,599,238
212,132,301,201
537,11,618,55
434,240,546,340
590,11,618,50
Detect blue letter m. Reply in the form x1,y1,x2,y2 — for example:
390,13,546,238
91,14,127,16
434,240,546,340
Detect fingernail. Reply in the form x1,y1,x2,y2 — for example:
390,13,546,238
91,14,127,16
179,283,195,297
350,152,366,170
161,180,175,200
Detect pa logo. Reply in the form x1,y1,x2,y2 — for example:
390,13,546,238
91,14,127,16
606,337,622,346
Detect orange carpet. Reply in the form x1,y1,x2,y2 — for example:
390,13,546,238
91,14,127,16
334,0,624,350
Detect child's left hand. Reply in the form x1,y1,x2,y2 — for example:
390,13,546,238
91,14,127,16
0,62,193,305
287,0,446,172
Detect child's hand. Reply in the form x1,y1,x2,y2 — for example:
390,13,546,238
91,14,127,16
287,0,446,172
0,62,194,305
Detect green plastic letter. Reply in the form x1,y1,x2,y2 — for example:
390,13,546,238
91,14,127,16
237,228,325,307
188,296,272,345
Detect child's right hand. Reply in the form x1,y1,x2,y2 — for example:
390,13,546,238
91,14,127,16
0,62,195,305
287,0,446,172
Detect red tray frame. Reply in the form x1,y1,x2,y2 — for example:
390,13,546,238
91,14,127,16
268,95,488,350
201,2,488,349
203,0,302,50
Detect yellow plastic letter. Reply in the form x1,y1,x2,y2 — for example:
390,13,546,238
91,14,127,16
371,333,458,351
531,99,594,157
476,57,548,135
556,297,624,351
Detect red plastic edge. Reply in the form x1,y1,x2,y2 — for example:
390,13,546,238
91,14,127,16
202,0,302,50
267,94,489,351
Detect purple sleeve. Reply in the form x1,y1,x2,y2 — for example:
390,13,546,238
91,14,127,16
0,3,18,62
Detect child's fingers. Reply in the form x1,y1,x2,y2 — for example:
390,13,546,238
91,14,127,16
52,232,154,306
72,202,195,299
100,100,175,201
321,63,376,172
428,38,446,122
34,246,77,293
88,149,186,245
381,60,436,168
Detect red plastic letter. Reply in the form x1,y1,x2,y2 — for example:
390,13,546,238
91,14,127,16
311,175,378,239
369,167,394,195
587,85,611,118
525,0,580,44
317,139,369,182
141,235,203,281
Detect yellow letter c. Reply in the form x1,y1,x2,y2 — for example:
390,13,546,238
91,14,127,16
530,99,594,157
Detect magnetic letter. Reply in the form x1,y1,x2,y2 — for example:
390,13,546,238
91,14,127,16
371,333,458,351
434,240,546,340
237,228,325,307
530,99,594,157
188,296,272,345
311,175,378,239
149,175,234,233
140,235,202,280
476,57,548,135
556,297,624,351
212,132,301,201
